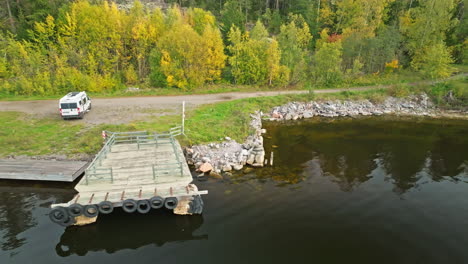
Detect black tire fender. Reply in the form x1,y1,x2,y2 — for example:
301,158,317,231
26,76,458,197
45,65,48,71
98,201,114,214
49,207,69,224
122,199,137,213
149,196,164,209
189,195,204,215
164,197,178,210
83,204,99,218
68,204,83,217
58,215,76,227
136,200,151,214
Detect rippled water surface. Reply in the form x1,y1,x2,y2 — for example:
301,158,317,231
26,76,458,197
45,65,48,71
1,116,467,264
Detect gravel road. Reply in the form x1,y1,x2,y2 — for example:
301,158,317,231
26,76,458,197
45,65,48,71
0,74,465,124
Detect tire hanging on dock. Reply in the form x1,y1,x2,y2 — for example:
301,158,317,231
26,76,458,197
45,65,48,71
58,215,76,227
188,195,204,215
68,204,83,217
149,196,164,209
49,207,69,224
98,201,114,214
136,200,151,214
164,197,178,210
122,199,138,213
83,204,99,218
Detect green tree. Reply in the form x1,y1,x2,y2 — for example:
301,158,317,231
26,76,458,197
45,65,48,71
411,42,455,79
312,29,343,87
277,15,312,84
400,0,459,74
220,0,246,34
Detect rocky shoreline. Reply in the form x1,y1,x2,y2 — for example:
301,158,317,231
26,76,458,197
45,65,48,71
184,93,466,175
185,111,267,176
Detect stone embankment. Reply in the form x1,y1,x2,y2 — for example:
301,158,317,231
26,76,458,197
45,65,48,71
269,93,434,120
184,93,437,175
185,111,267,175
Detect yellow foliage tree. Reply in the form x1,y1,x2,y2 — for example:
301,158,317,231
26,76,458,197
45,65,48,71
158,20,226,89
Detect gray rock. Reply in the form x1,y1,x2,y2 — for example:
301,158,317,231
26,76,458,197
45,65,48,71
246,154,255,165
232,164,243,171
222,164,232,172
254,152,265,164
303,111,313,118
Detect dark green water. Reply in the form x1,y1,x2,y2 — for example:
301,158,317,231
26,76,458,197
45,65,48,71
1,117,467,264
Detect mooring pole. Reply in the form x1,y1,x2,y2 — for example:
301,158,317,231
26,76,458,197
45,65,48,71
182,101,185,135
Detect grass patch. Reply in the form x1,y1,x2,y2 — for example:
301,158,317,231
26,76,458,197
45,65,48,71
421,77,468,108
0,112,83,156
0,111,186,158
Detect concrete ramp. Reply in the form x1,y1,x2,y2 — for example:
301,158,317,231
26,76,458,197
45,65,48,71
0,159,88,182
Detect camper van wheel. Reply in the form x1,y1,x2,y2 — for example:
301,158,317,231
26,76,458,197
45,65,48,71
68,204,83,217
122,199,137,213
89,103,92,110
83,204,99,218
49,207,69,224
137,200,151,214
98,201,114,214
164,197,178,210
149,196,164,209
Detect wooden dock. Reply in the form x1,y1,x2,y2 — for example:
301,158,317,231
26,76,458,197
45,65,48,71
50,130,207,226
0,159,87,182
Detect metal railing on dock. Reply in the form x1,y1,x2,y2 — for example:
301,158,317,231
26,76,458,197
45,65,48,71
84,128,184,185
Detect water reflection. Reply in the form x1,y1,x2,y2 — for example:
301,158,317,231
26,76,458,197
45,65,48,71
0,182,75,251
261,117,468,192
55,211,206,256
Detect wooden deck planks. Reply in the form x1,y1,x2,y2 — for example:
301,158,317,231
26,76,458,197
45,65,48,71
0,159,88,182
69,138,195,205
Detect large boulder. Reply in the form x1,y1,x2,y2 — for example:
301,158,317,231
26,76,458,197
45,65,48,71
198,162,213,173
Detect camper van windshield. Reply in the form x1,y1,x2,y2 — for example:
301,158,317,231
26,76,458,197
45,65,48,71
61,103,77,109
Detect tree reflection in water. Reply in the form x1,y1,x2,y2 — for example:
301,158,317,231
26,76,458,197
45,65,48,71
0,182,75,251
253,117,468,192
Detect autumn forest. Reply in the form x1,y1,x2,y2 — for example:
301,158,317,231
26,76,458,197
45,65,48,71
0,0,466,95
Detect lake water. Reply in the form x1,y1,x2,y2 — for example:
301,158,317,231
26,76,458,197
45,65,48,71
1,116,467,264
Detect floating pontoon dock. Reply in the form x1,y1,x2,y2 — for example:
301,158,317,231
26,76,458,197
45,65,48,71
0,159,87,182
50,130,207,227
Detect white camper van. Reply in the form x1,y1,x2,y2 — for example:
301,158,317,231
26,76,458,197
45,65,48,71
59,92,91,119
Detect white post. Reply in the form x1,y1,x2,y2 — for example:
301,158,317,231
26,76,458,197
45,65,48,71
182,101,185,135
